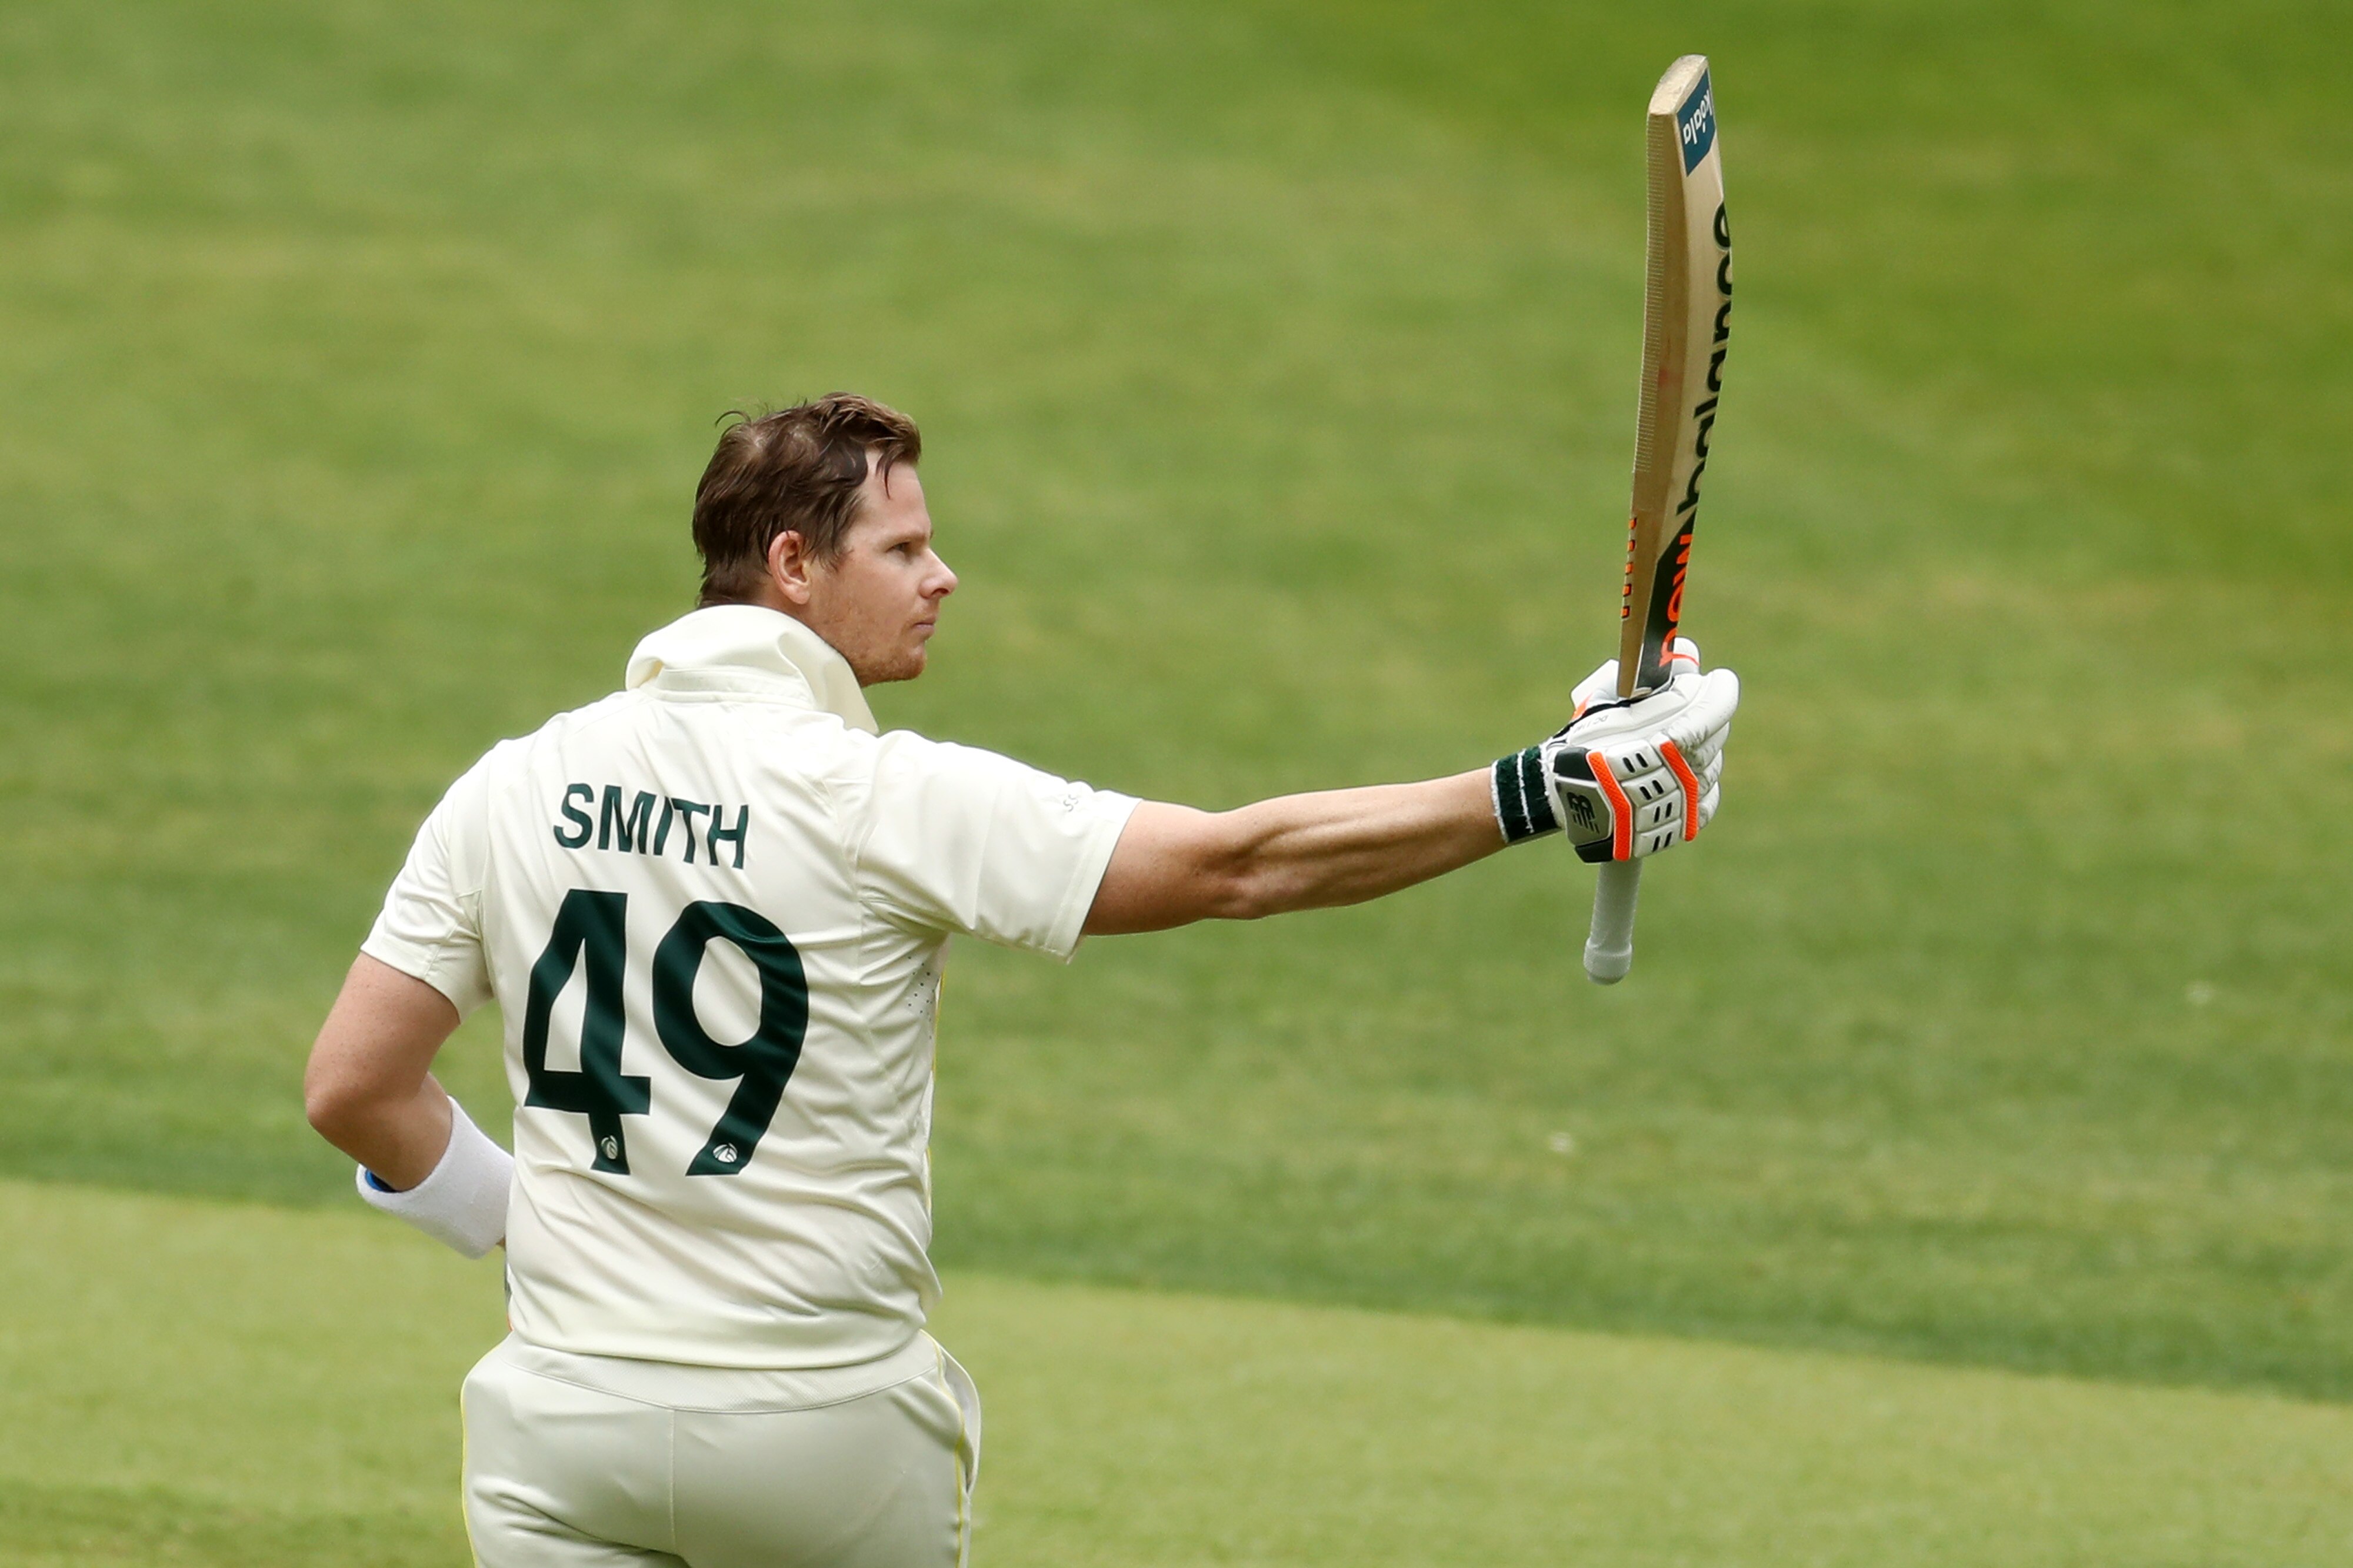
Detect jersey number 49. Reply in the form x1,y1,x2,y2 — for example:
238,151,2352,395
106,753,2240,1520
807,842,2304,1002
524,888,809,1177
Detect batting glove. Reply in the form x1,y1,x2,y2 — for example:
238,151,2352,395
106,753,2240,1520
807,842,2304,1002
1493,650,1739,862
1569,636,1704,719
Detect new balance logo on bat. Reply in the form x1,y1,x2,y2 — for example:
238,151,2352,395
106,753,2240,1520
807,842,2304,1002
1711,203,1733,347
1678,399,1718,518
1659,531,1693,642
1676,203,1735,525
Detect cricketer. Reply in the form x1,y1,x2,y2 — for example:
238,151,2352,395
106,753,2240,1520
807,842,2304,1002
303,394,1739,1566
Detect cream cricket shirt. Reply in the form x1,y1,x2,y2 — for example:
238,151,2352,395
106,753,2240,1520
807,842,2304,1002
363,606,1137,1369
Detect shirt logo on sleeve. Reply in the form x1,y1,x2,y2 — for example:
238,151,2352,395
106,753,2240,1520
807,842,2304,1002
553,783,750,870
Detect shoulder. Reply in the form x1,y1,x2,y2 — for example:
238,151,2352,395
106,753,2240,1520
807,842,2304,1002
419,699,624,863
849,729,1096,819
855,729,1128,846
433,723,557,818
865,728,1061,785
517,690,641,749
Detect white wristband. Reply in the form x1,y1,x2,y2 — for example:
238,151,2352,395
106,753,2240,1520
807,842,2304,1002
355,1097,514,1259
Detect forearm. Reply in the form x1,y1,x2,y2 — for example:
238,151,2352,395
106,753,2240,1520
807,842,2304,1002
1216,768,1502,918
304,955,510,1256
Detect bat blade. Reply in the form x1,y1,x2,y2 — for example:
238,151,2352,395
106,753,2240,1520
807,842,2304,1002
1585,55,1732,987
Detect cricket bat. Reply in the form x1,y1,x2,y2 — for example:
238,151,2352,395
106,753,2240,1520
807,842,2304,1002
1584,56,1732,985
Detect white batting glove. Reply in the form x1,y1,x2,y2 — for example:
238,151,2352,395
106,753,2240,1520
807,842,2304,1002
1569,636,1703,719
1493,649,1739,862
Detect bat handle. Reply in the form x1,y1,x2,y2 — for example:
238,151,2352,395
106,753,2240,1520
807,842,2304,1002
1583,859,1643,985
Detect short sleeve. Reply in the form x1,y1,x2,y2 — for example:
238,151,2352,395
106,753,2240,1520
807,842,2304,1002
851,735,1138,960
361,750,498,1016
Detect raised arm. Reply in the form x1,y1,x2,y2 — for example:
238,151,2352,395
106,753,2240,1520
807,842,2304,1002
1084,655,1741,938
1084,770,1501,935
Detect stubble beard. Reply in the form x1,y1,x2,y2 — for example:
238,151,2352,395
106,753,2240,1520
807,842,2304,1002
845,635,926,686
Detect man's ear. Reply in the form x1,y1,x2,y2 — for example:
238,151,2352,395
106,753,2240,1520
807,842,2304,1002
766,531,816,606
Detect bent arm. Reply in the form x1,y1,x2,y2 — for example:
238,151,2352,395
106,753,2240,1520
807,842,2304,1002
303,953,462,1190
1084,768,1503,936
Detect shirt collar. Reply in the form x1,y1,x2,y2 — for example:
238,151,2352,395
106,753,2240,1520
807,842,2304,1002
623,605,879,735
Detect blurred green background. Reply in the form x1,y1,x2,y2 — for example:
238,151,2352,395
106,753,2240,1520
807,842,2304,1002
2,0,2348,1561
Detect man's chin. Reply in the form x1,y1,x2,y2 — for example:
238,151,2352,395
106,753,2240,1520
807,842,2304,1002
850,649,927,686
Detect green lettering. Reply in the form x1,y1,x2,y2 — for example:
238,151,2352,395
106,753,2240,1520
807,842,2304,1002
668,799,710,863
553,783,594,849
708,804,749,870
599,786,657,853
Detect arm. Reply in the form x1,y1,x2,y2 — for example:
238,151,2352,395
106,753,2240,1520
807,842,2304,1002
1082,653,1741,938
304,953,462,1190
304,953,512,1257
1083,768,1502,935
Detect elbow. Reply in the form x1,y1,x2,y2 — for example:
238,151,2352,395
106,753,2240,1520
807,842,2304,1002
1199,853,1285,923
1148,843,1276,926
303,1057,373,1150
1215,875,1278,922
1193,814,1305,922
1092,803,1288,932
304,1079,352,1146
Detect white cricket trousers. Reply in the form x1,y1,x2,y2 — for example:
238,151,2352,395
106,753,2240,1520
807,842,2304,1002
461,1334,981,1568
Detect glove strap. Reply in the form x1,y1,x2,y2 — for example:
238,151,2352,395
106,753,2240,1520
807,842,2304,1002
1584,748,1636,861
1491,747,1560,845
1660,739,1704,843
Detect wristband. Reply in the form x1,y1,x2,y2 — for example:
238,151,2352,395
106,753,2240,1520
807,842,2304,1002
355,1097,514,1258
1492,746,1561,845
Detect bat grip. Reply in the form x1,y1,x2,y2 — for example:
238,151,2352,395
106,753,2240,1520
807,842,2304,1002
1583,859,1642,985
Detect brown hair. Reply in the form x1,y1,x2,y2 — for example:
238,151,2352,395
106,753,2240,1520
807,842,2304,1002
691,393,923,606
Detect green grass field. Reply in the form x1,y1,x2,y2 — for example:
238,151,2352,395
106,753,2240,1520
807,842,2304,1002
3,0,2349,1560
7,1181,2349,1567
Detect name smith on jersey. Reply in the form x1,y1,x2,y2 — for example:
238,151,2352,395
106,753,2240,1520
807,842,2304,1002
553,782,751,870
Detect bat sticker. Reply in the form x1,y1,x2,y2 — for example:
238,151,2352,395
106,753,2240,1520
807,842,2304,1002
1677,72,1716,172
